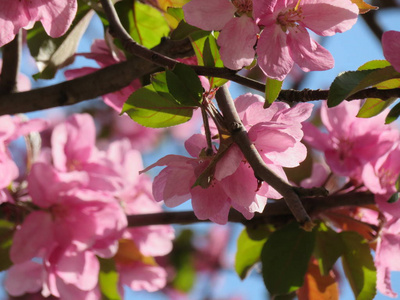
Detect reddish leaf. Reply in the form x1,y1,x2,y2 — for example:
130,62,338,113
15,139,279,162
297,259,339,300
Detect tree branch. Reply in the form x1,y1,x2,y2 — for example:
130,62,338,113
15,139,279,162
127,192,375,227
0,31,21,95
215,85,314,229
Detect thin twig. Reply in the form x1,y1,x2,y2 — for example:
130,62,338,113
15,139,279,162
0,31,21,94
127,192,375,227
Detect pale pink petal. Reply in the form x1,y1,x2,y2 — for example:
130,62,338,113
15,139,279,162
300,0,359,36
214,144,243,181
253,0,278,23
119,262,167,292
126,225,174,257
287,26,334,72
302,122,332,151
301,163,330,188
234,93,264,118
5,261,43,296
191,184,231,224
0,150,19,189
257,25,294,80
33,0,78,38
0,2,30,47
183,0,236,31
221,162,264,213
11,211,54,263
56,251,99,291
382,31,400,73
184,134,208,158
218,16,258,70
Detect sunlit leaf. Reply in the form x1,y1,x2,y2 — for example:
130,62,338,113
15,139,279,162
261,222,316,296
27,1,93,79
328,66,400,107
98,258,121,300
386,101,400,124
235,228,268,280
297,259,339,300
350,0,378,14
264,78,283,108
122,85,194,128
340,231,376,300
116,0,170,49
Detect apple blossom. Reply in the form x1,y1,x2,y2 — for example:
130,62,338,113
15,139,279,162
254,0,359,80
144,94,313,223
0,0,77,47
183,0,259,69
303,100,399,181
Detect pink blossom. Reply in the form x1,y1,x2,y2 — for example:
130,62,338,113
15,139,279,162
303,100,399,180
11,162,127,264
183,0,259,69
253,0,359,80
65,39,141,112
144,95,312,223
382,30,400,73
0,0,77,47
45,113,122,191
5,251,101,299
105,139,174,257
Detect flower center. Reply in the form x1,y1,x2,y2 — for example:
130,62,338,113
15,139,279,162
232,0,253,16
276,0,304,32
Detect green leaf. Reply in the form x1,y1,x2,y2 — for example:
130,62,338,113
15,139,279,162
314,223,343,276
190,31,227,88
167,7,185,22
171,20,201,40
358,60,391,71
385,101,400,124
264,78,283,108
151,64,202,106
122,85,194,128
115,0,170,49
98,258,121,300
328,66,400,107
27,1,93,79
0,219,14,271
235,229,268,280
170,230,196,292
261,222,316,296
340,231,376,300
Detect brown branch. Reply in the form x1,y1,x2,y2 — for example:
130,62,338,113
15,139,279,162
0,31,21,95
215,85,313,229
127,192,375,227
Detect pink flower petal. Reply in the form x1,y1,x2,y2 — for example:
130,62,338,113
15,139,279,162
183,0,236,31
218,16,258,70
300,0,359,36
257,25,294,80
287,26,334,72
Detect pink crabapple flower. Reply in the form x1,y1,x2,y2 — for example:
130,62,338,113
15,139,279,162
0,0,77,47
10,162,127,264
65,39,141,112
362,145,400,217
382,30,400,73
254,0,359,80
303,100,399,181
183,0,259,70
39,113,123,192
360,210,400,298
144,94,313,224
5,251,101,299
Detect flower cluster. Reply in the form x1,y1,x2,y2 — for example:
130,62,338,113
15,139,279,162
144,94,313,224
183,0,359,80
4,114,174,299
